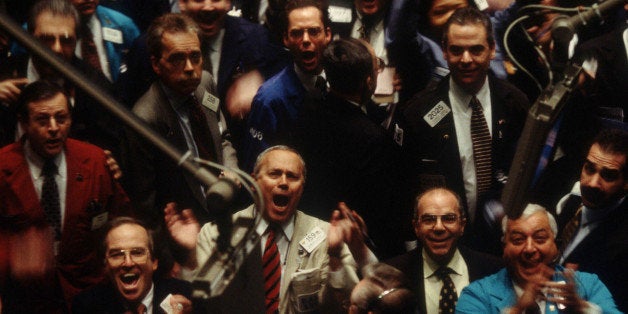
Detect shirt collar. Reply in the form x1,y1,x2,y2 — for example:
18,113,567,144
207,28,225,53
293,63,325,91
422,247,464,278
24,140,65,179
256,214,295,242
449,76,490,110
140,283,155,313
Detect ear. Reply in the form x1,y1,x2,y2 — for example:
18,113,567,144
152,258,158,272
324,26,332,45
283,32,290,47
178,0,186,11
151,56,161,76
459,217,467,235
489,43,496,60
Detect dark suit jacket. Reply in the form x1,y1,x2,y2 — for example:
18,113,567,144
122,71,238,227
72,277,192,313
385,246,503,314
120,15,287,107
293,93,405,258
556,193,628,312
398,75,529,253
0,139,130,313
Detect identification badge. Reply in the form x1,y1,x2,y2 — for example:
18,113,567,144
91,212,108,230
473,0,489,11
299,226,326,254
160,294,175,314
328,6,352,23
102,27,123,44
202,91,219,112
423,101,451,127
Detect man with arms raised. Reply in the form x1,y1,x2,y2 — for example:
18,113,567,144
166,145,376,313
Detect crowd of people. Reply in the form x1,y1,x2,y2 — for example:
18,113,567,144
0,0,626,313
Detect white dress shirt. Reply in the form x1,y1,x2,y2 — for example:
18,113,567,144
449,77,492,222
422,248,470,314
25,141,68,229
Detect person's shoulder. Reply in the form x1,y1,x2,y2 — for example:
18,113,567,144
253,67,297,101
133,83,164,116
155,277,193,298
96,5,138,28
488,75,529,105
295,210,329,229
65,138,107,158
403,78,449,118
0,142,24,171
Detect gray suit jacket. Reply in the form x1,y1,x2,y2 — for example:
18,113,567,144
194,206,359,313
122,71,238,226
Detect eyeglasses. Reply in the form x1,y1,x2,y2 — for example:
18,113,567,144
36,33,77,48
418,214,460,227
162,51,202,70
288,27,324,40
106,248,149,265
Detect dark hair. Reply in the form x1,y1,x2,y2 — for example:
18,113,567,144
412,187,465,222
16,80,70,120
416,0,476,41
441,6,494,48
283,0,331,32
28,0,79,33
146,13,200,58
322,38,374,95
99,217,156,262
591,128,628,177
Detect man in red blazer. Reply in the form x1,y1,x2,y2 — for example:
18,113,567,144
0,80,130,313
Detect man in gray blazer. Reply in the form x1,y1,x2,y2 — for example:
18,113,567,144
122,13,238,227
165,145,377,313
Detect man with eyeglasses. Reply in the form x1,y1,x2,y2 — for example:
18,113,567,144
550,128,628,312
386,187,502,314
122,13,238,228
396,7,529,255
0,80,130,313
73,217,192,313
239,0,333,172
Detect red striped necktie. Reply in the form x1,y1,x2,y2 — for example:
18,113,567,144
263,225,281,314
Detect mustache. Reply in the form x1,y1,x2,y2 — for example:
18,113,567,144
581,186,603,204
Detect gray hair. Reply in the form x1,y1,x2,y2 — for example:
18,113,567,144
252,145,307,181
501,204,558,239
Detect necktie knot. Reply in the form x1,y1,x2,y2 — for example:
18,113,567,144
469,96,482,111
435,266,454,280
42,159,57,177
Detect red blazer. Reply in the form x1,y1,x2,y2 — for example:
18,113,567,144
0,139,131,312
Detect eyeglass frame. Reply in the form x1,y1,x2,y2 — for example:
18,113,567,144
416,214,464,228
106,247,150,266
287,27,325,40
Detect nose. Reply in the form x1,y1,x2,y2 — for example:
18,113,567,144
200,0,215,9
121,251,134,265
433,217,446,231
522,237,536,255
277,174,289,188
460,50,472,63
588,173,603,188
50,38,63,54
184,57,195,71
48,117,59,132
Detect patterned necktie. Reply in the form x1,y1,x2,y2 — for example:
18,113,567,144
136,303,146,314
41,159,62,240
263,225,281,314
187,95,217,162
435,267,458,314
559,205,583,254
80,23,102,73
469,96,492,198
